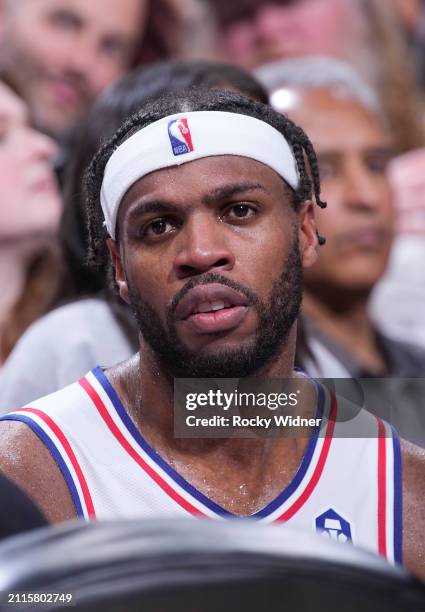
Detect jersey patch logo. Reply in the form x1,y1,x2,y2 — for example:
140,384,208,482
315,508,352,543
168,118,194,156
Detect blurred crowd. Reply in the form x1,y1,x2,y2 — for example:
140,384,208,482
1,0,425,402
0,0,424,514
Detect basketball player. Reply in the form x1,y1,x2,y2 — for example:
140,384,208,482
0,90,424,580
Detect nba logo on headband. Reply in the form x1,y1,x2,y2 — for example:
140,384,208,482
168,118,194,156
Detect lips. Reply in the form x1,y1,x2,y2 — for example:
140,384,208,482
47,76,84,107
336,226,390,250
175,283,249,334
176,284,248,320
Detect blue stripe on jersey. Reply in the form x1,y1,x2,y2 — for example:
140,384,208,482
252,378,325,518
92,366,232,516
0,414,85,518
92,367,325,519
392,426,403,565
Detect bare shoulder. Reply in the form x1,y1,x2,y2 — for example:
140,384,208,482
401,438,425,581
0,420,76,524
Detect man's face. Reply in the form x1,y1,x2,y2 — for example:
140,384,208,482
110,155,318,377
0,0,147,138
274,87,394,294
219,0,355,68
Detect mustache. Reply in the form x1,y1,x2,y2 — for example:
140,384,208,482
167,272,260,319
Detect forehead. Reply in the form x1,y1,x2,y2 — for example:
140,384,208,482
120,155,290,216
276,87,388,152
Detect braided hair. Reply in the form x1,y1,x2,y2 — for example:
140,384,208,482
85,88,326,269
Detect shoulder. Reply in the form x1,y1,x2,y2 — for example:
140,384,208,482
401,439,425,580
1,298,119,358
379,333,425,376
27,298,120,335
0,299,133,412
0,419,76,524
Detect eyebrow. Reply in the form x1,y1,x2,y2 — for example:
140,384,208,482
127,182,268,222
318,146,394,158
202,182,268,205
127,200,181,222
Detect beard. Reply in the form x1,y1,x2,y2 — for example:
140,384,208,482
127,232,303,378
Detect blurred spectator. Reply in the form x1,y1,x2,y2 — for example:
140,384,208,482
214,0,425,152
369,148,425,347
138,0,217,64
0,0,148,140
0,60,268,411
244,0,425,354
0,80,61,366
0,0,215,143
258,56,425,379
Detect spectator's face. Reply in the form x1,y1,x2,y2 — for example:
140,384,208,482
0,82,61,241
275,87,394,293
0,0,147,138
220,0,355,68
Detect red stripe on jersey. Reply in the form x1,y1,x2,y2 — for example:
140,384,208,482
79,377,206,517
16,407,96,518
377,417,387,559
276,391,337,522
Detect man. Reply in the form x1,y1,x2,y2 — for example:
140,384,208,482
0,0,148,139
213,0,360,69
0,90,424,580
257,57,425,451
258,57,425,379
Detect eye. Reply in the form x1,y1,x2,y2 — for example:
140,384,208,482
142,217,179,239
318,160,336,181
366,154,390,174
223,203,257,221
49,10,80,31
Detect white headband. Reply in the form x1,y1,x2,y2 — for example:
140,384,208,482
100,110,299,239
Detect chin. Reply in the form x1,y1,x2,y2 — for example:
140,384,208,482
178,330,255,356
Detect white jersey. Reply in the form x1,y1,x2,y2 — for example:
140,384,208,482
1,367,402,566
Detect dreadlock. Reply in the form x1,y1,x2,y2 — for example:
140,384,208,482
85,88,326,270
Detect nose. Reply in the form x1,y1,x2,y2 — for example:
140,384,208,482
26,128,58,162
341,157,382,213
173,213,236,280
69,39,95,73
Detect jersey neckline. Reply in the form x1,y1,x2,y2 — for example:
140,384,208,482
87,366,329,519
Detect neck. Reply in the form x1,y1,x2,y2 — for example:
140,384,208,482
0,243,30,327
303,285,385,373
114,325,305,463
108,326,318,514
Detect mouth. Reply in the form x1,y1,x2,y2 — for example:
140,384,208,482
337,226,390,250
46,76,84,107
176,283,250,334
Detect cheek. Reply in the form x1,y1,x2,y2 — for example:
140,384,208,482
92,62,126,92
125,254,171,310
236,219,294,289
379,184,395,227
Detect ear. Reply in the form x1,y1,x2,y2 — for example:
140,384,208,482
107,239,130,304
297,200,319,268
